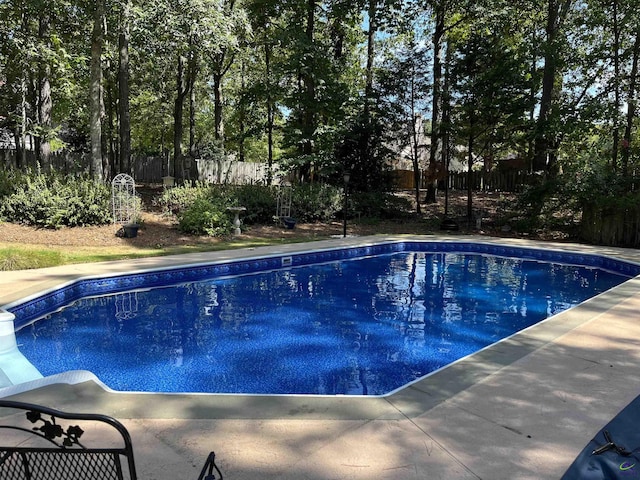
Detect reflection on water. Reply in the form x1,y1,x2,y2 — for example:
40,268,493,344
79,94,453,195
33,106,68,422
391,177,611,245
16,253,627,395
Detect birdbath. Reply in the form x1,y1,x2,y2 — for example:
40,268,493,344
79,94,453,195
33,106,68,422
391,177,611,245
227,207,247,235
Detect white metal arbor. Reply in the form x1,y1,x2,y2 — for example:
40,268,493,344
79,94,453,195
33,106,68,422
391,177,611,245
276,183,296,228
276,183,292,220
111,173,137,225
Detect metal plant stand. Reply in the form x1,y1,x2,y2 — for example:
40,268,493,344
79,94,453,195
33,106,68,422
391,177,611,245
276,183,296,229
112,174,139,237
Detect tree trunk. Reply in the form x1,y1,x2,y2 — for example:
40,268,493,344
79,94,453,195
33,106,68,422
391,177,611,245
210,45,235,144
13,131,23,169
427,1,445,203
213,71,224,141
409,62,421,214
118,1,131,175
532,0,571,173
238,60,246,162
299,0,316,182
189,76,196,160
611,0,621,169
467,122,474,223
173,54,188,181
527,28,538,170
18,74,28,169
209,1,238,152
188,47,198,166
349,0,377,190
210,46,236,145
364,0,376,124
38,13,52,171
90,0,104,181
265,43,274,185
442,43,452,215
622,25,640,175
105,59,116,178
38,78,52,170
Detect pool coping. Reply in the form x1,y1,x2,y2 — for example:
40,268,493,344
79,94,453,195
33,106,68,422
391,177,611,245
7,236,639,329
2,234,640,421
5,234,640,479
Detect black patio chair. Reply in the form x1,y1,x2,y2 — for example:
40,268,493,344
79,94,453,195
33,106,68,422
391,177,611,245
0,400,222,480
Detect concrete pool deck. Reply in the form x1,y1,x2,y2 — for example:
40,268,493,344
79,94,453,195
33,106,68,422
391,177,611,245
2,234,640,479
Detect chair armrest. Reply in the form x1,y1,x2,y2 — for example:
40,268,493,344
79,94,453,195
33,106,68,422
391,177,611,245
197,451,223,480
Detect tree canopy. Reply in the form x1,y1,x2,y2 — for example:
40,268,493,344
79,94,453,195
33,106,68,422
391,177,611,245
1,0,639,196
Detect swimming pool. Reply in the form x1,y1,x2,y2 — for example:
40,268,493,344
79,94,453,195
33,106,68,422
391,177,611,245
7,241,640,396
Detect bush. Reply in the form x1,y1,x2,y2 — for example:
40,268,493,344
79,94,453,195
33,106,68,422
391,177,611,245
0,171,111,228
0,168,25,199
226,185,278,225
350,191,413,219
162,183,343,225
177,198,232,236
155,183,277,226
291,184,342,222
153,182,413,229
154,181,212,215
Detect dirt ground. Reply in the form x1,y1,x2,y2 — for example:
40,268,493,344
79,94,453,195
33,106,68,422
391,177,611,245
0,191,569,250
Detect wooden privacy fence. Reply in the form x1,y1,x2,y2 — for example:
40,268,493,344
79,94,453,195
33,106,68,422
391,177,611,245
0,150,166,181
0,149,89,174
393,169,533,193
3,150,531,191
448,170,533,192
133,157,283,185
194,158,282,185
0,150,283,185
581,203,640,247
133,156,164,183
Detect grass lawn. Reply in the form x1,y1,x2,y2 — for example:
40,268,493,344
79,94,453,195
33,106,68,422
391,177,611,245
0,236,323,271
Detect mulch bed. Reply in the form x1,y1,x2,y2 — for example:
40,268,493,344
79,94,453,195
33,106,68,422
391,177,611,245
0,191,575,250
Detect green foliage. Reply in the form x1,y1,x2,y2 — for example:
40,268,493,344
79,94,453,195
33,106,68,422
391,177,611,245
520,159,640,219
225,185,278,224
334,115,395,194
154,181,212,215
3,0,640,195
0,171,111,228
177,198,232,236
0,248,63,271
514,175,573,232
517,175,564,213
157,183,345,225
350,191,414,219
570,168,640,210
0,168,26,199
291,184,343,222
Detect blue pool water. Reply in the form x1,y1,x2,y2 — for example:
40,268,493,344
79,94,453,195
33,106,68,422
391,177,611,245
14,250,632,395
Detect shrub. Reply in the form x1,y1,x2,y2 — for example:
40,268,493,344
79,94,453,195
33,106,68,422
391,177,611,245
177,198,232,236
154,181,212,215
0,168,25,199
155,183,277,225
350,191,413,219
291,184,342,222
227,185,278,224
0,172,111,228
154,181,413,228
166,183,342,225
